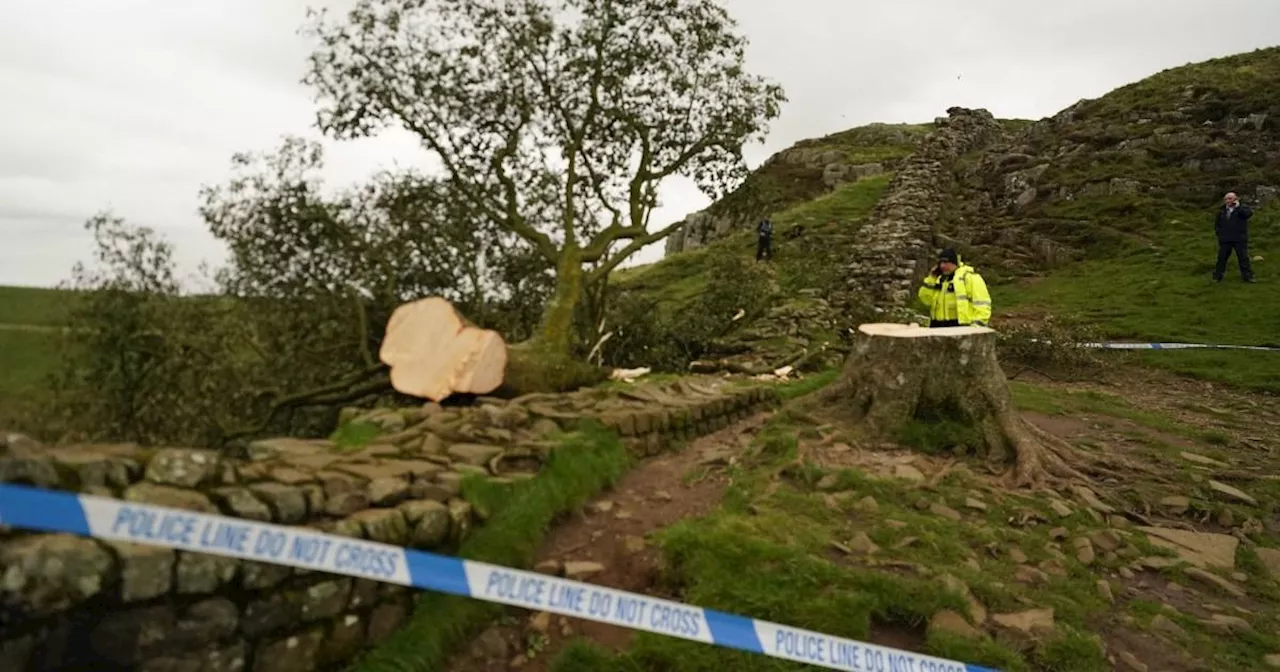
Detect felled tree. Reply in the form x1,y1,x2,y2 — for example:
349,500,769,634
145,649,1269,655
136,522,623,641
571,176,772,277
302,0,786,375
820,323,1135,487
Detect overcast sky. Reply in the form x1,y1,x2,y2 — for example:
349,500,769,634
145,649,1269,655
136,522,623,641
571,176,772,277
2,0,1278,288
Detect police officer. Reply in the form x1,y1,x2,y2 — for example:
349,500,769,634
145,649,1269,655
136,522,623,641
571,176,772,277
918,248,992,327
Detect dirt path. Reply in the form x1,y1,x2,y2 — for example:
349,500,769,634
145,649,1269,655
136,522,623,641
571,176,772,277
445,410,777,671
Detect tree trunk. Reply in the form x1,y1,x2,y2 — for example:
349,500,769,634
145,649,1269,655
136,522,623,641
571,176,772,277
379,297,508,401
820,323,1123,487
536,245,585,357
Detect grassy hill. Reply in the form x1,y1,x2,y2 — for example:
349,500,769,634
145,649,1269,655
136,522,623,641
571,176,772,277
0,285,73,429
628,46,1280,393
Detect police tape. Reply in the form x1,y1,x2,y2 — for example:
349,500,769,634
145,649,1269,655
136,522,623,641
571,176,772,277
1032,339,1280,352
0,483,999,672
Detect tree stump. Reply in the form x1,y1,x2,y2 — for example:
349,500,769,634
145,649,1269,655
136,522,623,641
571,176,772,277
822,323,1115,486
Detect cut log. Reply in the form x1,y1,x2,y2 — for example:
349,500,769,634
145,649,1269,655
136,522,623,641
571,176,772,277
820,323,1136,487
379,297,508,402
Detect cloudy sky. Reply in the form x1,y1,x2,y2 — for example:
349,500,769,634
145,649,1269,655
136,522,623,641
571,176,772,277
3,0,1278,288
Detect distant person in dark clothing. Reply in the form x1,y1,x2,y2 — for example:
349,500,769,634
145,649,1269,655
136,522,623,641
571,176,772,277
756,218,774,261
1213,191,1255,283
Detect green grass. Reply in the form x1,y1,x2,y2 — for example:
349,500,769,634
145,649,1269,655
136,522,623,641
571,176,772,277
350,423,632,672
0,329,62,430
997,202,1280,391
0,285,75,327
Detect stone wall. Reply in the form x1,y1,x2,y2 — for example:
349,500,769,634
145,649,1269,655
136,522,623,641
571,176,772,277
0,378,778,671
842,107,1005,315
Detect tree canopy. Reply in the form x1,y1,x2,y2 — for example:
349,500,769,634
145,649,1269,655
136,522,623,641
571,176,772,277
303,0,786,353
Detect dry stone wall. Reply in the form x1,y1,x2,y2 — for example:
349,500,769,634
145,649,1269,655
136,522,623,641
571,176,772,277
0,378,778,672
842,107,1005,315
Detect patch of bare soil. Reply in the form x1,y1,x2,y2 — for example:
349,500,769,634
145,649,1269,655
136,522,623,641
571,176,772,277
445,411,775,672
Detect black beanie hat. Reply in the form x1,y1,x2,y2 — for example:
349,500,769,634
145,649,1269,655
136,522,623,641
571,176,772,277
937,248,959,264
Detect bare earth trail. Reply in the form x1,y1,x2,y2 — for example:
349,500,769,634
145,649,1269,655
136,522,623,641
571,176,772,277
444,371,1280,672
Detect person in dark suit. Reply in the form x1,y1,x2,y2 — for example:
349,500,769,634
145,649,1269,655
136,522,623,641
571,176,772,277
755,218,774,261
1213,192,1256,283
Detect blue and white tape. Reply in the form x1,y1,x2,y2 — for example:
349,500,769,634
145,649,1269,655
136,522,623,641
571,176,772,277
1079,341,1280,352
0,483,997,672
1030,338,1280,352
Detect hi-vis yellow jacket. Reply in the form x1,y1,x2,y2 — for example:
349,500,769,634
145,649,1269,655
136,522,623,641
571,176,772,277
917,263,992,326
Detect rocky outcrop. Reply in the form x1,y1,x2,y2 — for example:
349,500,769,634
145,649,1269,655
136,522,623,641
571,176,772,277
843,107,1005,312
665,125,925,255
0,378,779,671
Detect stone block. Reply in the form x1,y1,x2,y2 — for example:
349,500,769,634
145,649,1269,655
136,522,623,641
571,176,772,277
0,456,64,489
320,613,366,666
366,600,410,646
125,483,216,513
90,604,177,664
209,487,272,522
324,491,371,517
242,561,292,590
346,509,409,545
300,579,351,622
109,541,175,602
145,449,221,488
175,551,239,595
248,483,308,523
243,592,301,638
368,477,411,506
0,634,35,670
633,411,653,435
348,579,380,610
0,534,114,616
252,628,324,672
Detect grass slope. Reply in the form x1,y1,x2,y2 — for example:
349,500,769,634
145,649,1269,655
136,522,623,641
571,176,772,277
547,380,1280,672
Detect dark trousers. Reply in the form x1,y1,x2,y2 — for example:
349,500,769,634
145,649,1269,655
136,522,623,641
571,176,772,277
1214,240,1254,280
756,235,773,261
929,319,961,328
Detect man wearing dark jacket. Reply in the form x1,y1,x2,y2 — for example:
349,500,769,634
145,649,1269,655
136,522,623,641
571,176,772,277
1214,192,1255,283
756,218,774,262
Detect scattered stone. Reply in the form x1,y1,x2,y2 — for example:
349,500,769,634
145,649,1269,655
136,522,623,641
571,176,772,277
1184,568,1246,597
1139,526,1238,569
938,574,986,624
928,610,981,639
652,490,673,502
591,500,615,514
534,560,563,576
816,473,841,490
1181,452,1228,468
1096,579,1115,604
1089,530,1123,552
885,520,907,529
1264,653,1280,668
1074,537,1096,565
470,627,510,660
1014,565,1048,584
893,464,926,483
622,535,647,554
1119,651,1149,672
855,496,879,513
929,502,963,521
1200,613,1252,634
1049,527,1067,540
1049,500,1074,517
964,497,987,511
564,561,605,580
1039,559,1069,577
848,532,880,555
1255,548,1280,578
1150,614,1186,639
1208,480,1257,506
529,611,552,633
175,551,239,594
1118,567,1135,579
992,608,1055,635
1008,547,1028,564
